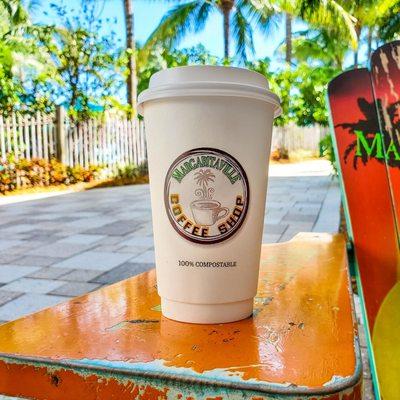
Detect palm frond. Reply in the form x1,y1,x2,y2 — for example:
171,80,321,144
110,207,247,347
195,1,212,32
240,0,279,36
23,0,42,14
377,2,400,40
232,5,255,64
299,0,358,49
144,1,211,50
298,0,318,17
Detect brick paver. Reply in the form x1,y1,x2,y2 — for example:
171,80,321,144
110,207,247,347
0,160,374,399
0,160,338,319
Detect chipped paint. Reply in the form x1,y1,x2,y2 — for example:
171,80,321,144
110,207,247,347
0,234,362,399
0,356,362,400
62,357,361,396
107,319,159,331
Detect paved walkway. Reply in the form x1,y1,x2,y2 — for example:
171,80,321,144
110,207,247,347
0,160,339,322
0,159,376,399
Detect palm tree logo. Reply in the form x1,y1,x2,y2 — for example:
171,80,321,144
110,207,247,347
194,169,215,199
190,168,229,226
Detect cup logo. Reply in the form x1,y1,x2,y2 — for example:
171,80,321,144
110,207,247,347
164,148,249,244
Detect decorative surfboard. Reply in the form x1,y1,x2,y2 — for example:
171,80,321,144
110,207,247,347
369,41,400,400
370,41,400,232
327,67,399,400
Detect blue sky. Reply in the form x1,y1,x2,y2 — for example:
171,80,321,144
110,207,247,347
31,0,367,72
32,0,292,67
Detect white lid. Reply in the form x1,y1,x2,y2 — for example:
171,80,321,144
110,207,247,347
137,65,281,117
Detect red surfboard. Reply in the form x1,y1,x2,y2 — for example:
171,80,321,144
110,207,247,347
328,68,399,399
369,42,400,399
370,41,400,236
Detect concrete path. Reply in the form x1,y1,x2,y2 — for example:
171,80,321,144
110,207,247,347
0,160,339,323
0,159,376,400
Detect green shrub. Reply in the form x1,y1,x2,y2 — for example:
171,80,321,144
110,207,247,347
0,156,102,194
271,147,289,161
319,134,337,175
116,164,140,179
115,162,148,180
0,157,150,194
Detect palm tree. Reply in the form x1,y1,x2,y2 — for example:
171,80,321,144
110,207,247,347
345,0,397,67
285,12,292,64
298,0,399,68
194,169,215,199
144,0,276,63
1,0,28,26
123,0,137,115
194,169,215,186
276,0,358,67
0,1,57,115
378,1,400,43
289,28,348,69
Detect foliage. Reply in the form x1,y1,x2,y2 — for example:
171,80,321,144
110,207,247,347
280,28,348,69
37,1,126,120
0,156,102,194
377,1,400,40
115,162,149,179
271,147,289,161
143,0,275,64
247,58,295,126
296,0,358,48
116,164,142,180
90,162,149,189
137,44,218,95
0,154,150,194
290,63,340,126
247,57,340,127
0,0,127,120
138,44,339,127
319,134,337,175
137,160,149,177
3,0,400,130
0,1,56,114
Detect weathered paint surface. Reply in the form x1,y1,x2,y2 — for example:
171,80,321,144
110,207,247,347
328,68,399,329
328,66,400,399
370,42,400,400
0,233,361,399
0,357,362,400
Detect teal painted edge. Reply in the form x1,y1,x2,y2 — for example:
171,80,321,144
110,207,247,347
326,89,381,400
0,352,362,398
354,261,381,400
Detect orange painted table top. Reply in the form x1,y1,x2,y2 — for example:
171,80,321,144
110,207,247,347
0,233,361,400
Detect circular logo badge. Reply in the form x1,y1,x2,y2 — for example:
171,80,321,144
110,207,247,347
164,148,249,244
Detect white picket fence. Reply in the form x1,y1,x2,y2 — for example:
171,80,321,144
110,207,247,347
0,109,327,168
0,108,147,170
0,113,57,162
61,113,147,169
272,123,329,154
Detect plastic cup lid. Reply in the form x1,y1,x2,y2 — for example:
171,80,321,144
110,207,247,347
137,65,281,117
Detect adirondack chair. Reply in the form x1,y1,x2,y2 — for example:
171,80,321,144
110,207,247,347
327,40,400,400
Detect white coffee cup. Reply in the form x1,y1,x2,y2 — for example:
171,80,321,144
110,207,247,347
138,66,281,324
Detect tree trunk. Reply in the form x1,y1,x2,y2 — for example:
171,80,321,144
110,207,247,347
285,13,292,66
222,6,230,60
353,25,362,69
367,26,373,59
123,0,137,116
353,49,358,68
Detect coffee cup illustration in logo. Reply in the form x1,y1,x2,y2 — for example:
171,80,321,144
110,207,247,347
164,148,249,244
190,200,229,226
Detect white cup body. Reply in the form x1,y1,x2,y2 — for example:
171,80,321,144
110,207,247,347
143,92,276,323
